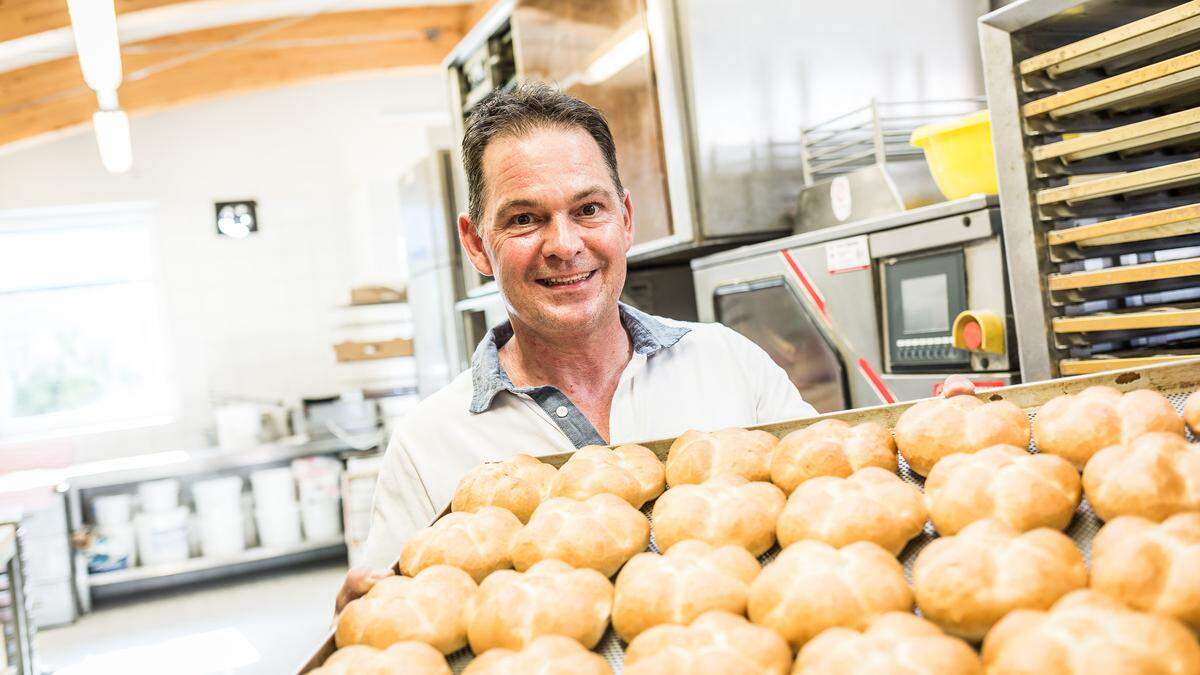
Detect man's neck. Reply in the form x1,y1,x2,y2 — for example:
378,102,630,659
500,305,631,392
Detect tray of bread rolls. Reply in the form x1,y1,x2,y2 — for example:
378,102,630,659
301,357,1200,674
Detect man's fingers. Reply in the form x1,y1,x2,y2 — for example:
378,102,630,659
941,374,975,398
336,566,393,613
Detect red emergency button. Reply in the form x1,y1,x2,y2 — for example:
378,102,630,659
962,319,983,351
952,310,1005,354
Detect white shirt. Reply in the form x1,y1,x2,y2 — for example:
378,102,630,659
360,304,816,568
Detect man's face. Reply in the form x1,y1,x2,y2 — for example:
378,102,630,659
458,125,634,337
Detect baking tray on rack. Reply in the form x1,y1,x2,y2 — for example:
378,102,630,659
297,358,1200,673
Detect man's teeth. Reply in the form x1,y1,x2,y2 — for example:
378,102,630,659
543,272,590,286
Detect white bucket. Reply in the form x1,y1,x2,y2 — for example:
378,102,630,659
215,403,263,449
192,476,244,516
292,456,342,502
255,502,302,548
137,479,180,513
92,494,133,527
250,467,296,509
135,506,190,566
196,509,246,557
300,499,342,541
88,522,137,573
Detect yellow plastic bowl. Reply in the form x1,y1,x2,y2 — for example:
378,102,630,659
910,110,999,200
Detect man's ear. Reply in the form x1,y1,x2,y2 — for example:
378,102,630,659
620,190,635,251
458,213,494,277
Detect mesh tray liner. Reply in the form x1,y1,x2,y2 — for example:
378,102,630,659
438,390,1199,673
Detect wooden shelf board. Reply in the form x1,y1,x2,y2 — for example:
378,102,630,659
1033,107,1200,163
1059,354,1198,375
1036,157,1200,206
1047,257,1200,291
1052,308,1200,332
1023,50,1200,119
1046,203,1200,246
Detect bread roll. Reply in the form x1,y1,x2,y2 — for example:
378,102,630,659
793,612,982,675
748,540,912,650
982,590,1200,675
466,559,613,653
452,454,556,523
665,428,779,486
1091,512,1200,631
775,467,926,555
1185,390,1200,434
892,396,1029,476
399,506,522,583
310,642,452,675
336,565,476,654
462,635,612,675
1033,386,1184,469
651,474,786,556
509,493,649,577
623,610,792,675
769,419,897,494
612,540,761,641
1083,431,1200,522
924,444,1080,535
912,519,1086,641
550,444,664,508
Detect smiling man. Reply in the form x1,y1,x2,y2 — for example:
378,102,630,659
338,83,972,609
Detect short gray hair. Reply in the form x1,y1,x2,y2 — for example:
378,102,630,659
461,82,624,230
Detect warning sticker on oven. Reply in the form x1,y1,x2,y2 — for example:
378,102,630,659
825,236,870,274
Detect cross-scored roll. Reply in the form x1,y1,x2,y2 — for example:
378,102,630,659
461,635,613,675
1186,390,1200,434
1091,512,1200,631
769,419,897,494
622,611,792,675
775,467,926,555
664,427,779,486
451,454,557,523
336,565,476,654
793,612,982,675
466,559,614,653
651,474,786,556
982,590,1200,675
550,444,664,508
924,444,1080,536
1083,432,1200,522
398,506,523,583
1033,386,1184,470
892,395,1029,476
508,493,649,577
612,539,761,642
912,519,1087,641
310,642,452,675
748,540,912,650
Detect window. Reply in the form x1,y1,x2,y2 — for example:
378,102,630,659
0,204,174,439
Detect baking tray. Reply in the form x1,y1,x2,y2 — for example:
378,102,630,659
297,358,1200,673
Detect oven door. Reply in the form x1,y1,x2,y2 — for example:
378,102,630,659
714,277,848,413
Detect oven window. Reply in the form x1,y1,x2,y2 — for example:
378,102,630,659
900,274,950,334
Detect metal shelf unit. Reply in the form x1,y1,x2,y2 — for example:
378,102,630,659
0,524,35,675
982,0,1200,379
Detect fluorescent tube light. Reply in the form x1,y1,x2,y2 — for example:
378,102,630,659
66,0,123,92
92,110,133,173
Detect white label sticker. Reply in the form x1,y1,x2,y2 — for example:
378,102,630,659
830,175,853,222
826,235,871,274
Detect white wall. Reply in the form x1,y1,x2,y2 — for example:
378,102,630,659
0,68,449,465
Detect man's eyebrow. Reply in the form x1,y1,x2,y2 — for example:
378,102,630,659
571,186,607,202
495,198,541,215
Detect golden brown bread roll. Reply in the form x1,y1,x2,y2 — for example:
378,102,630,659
310,642,452,675
466,559,613,653
892,395,1030,476
398,507,522,583
664,427,779,485
623,610,792,675
1091,512,1200,631
912,518,1087,641
1082,431,1200,522
612,539,761,642
1033,386,1184,469
451,454,556,523
1186,390,1200,434
793,612,982,675
775,467,926,555
461,635,613,675
651,474,786,556
924,444,1080,535
550,444,664,508
336,565,476,653
508,493,649,577
748,540,912,650
769,419,897,494
982,590,1200,675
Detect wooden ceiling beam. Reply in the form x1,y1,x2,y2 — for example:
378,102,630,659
0,0,192,43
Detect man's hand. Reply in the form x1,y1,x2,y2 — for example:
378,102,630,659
336,566,393,614
940,374,976,398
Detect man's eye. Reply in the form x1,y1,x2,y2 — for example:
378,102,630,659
580,203,599,217
513,213,534,226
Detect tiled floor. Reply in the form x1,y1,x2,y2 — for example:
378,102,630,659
38,560,346,674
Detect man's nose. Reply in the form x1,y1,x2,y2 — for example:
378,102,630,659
541,212,585,261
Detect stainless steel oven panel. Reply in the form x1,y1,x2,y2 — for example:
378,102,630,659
867,207,998,259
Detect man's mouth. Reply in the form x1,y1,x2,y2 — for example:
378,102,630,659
536,270,596,287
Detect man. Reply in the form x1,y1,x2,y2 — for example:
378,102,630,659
336,83,974,610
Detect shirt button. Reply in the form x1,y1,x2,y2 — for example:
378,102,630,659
555,406,568,418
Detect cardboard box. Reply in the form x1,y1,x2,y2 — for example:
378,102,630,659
350,286,407,306
333,338,414,363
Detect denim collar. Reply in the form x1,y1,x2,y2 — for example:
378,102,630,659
468,302,690,414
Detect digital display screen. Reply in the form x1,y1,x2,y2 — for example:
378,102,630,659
900,274,950,334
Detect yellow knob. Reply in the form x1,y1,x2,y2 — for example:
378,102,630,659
952,310,1005,354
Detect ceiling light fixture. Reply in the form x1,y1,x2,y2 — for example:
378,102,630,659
92,110,133,174
67,0,133,174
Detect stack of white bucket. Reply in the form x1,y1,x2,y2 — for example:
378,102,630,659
250,467,303,548
134,479,190,565
191,476,247,557
89,494,137,571
291,456,343,542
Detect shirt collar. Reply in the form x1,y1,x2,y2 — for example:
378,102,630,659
468,302,690,414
